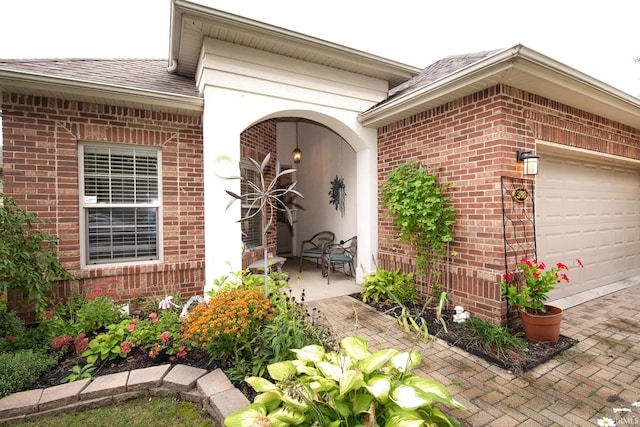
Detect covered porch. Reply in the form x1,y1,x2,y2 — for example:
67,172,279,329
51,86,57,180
279,257,362,302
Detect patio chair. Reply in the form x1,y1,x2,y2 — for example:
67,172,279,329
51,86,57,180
321,236,357,284
299,231,335,272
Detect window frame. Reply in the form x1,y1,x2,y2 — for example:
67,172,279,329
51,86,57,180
79,142,162,267
239,160,263,250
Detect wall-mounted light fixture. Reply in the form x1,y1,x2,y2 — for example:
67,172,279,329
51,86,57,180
292,121,302,163
516,150,540,176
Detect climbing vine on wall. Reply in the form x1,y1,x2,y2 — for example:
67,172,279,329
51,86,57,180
381,161,456,278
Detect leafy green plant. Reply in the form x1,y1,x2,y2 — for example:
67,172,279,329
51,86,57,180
225,290,335,383
75,295,123,334
61,363,96,383
225,336,464,427
81,322,129,364
361,268,418,305
0,310,25,352
460,317,527,358
381,161,456,281
0,192,74,315
0,349,61,398
127,310,188,358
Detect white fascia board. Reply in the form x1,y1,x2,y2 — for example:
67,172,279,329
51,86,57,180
359,45,640,128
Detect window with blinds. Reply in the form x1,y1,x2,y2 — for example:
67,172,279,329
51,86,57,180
81,145,160,264
240,162,263,249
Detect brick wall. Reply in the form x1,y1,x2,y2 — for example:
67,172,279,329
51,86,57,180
240,119,278,268
378,84,640,323
1,93,205,311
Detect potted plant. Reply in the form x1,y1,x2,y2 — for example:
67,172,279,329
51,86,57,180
501,257,583,343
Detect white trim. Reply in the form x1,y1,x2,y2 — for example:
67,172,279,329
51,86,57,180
536,140,640,168
78,142,163,268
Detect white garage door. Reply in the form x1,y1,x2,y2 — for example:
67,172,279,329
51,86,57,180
536,146,640,300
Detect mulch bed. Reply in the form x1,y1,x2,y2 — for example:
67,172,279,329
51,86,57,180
32,293,577,394
349,293,578,375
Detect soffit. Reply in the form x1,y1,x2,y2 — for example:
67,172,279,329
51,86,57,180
170,0,420,88
359,45,640,130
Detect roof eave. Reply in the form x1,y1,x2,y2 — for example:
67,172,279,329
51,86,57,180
0,69,204,116
359,45,640,130
169,0,420,86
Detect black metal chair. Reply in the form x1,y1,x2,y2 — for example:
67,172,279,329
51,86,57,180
321,236,357,284
299,231,335,272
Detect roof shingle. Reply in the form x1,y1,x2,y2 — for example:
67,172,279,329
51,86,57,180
0,58,199,97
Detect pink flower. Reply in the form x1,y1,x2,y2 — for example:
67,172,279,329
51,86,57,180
176,346,187,359
148,312,159,326
161,331,170,344
127,322,136,332
148,345,160,359
120,341,133,354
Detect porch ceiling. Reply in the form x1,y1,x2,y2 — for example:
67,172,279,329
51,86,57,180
170,0,420,89
359,45,640,130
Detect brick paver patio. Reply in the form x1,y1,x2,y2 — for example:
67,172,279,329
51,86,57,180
308,284,640,427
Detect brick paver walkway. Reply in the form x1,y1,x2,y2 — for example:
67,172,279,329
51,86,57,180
308,285,640,427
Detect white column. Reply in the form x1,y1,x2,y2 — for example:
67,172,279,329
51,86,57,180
202,86,245,295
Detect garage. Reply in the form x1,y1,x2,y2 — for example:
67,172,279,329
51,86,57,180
535,144,640,300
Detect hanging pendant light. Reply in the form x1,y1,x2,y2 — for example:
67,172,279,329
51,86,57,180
292,120,302,163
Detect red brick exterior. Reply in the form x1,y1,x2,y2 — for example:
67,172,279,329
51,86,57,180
1,93,205,310
240,119,278,268
377,84,640,323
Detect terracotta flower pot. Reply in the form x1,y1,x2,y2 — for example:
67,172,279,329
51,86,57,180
519,305,563,344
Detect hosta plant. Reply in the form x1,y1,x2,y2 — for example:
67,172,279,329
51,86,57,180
225,335,464,427
361,268,418,305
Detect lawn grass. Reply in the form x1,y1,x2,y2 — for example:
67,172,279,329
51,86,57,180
5,396,212,427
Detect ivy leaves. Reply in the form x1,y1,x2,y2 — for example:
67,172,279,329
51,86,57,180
381,162,455,274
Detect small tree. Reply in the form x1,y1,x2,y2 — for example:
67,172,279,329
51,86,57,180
225,153,303,295
381,161,456,286
0,191,74,315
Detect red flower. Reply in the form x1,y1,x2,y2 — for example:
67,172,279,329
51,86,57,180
576,258,584,268
120,341,134,354
176,346,187,359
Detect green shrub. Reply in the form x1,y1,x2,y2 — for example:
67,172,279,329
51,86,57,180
75,296,123,334
361,268,418,305
226,336,464,427
0,349,60,398
0,310,25,352
0,192,74,315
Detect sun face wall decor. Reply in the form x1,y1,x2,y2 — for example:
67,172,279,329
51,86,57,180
329,175,346,217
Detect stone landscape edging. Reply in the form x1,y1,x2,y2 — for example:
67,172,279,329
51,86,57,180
0,364,249,426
